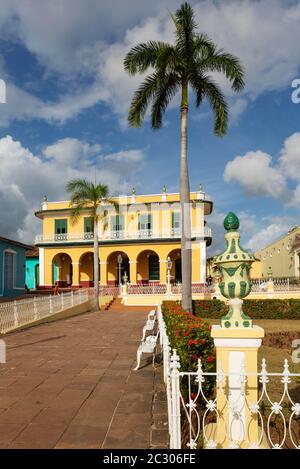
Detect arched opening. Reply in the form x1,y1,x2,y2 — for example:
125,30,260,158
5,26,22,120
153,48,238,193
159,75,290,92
52,253,72,287
107,251,130,285
167,249,182,284
79,252,100,287
136,250,160,284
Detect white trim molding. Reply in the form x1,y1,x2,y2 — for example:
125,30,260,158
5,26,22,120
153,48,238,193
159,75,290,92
39,247,45,286
214,338,262,348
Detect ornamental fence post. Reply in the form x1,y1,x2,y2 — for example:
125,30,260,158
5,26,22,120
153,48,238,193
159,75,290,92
170,349,181,449
61,291,64,309
71,290,74,306
49,295,53,314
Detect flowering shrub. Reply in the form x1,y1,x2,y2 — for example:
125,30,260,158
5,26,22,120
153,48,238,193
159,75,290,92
162,301,216,376
193,299,300,319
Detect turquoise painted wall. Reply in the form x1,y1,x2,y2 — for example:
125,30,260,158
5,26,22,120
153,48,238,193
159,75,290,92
25,258,39,289
0,240,27,297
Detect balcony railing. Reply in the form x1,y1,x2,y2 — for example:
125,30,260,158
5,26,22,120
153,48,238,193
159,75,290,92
35,227,212,244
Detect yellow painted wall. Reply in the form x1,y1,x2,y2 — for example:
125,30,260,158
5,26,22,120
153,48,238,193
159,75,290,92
37,191,211,287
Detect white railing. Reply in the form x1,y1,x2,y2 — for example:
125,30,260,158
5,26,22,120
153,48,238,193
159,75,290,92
35,227,212,244
127,284,167,295
99,285,121,296
250,278,300,293
157,306,300,449
171,283,213,294
0,289,89,334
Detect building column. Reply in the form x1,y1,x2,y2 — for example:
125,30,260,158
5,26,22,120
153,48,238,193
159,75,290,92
72,262,80,287
159,259,167,284
100,261,107,285
44,261,54,287
199,240,206,283
129,260,137,284
39,247,45,286
192,242,200,284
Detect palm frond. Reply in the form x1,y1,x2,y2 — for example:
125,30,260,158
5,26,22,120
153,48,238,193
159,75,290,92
128,73,160,127
151,74,180,129
124,41,169,75
199,50,245,92
202,77,228,137
174,2,197,61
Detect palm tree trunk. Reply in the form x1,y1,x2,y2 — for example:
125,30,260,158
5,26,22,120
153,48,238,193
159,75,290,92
93,217,100,311
180,81,192,311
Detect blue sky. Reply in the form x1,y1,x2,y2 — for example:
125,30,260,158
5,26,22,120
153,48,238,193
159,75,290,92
0,0,300,254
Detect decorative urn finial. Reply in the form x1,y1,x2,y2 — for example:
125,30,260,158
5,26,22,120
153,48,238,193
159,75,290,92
132,187,136,195
162,185,167,193
214,212,256,328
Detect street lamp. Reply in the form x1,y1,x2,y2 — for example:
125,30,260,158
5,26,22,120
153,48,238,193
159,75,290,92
117,254,123,287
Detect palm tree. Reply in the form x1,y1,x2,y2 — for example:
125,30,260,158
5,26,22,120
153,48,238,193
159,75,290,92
124,2,245,311
66,179,116,311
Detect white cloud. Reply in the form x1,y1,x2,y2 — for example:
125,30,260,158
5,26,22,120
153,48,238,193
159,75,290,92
279,132,300,182
0,135,146,243
245,223,287,252
0,0,300,126
224,150,288,199
208,209,299,255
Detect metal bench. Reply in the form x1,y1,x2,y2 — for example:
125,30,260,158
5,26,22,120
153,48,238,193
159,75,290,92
133,330,160,371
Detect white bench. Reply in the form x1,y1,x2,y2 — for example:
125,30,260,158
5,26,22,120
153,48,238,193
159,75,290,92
133,331,160,371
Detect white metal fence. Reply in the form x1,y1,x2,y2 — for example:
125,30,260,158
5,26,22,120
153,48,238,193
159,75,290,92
250,278,300,293
0,289,89,334
128,284,167,295
157,306,300,449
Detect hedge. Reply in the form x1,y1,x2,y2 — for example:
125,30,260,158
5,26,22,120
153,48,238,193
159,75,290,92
192,299,300,320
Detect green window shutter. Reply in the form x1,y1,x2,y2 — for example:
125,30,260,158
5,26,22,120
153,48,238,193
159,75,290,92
138,214,152,230
84,217,93,233
149,255,159,280
55,219,67,234
111,215,124,231
172,212,180,229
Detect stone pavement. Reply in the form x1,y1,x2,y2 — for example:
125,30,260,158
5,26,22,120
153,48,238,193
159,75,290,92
0,308,168,449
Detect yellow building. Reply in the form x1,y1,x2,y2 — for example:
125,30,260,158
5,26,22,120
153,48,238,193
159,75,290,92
35,188,213,289
255,225,300,279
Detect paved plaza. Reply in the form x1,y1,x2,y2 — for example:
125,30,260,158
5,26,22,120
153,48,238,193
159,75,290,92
0,308,168,449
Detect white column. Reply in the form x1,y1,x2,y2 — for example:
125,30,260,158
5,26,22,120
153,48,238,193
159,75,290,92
39,247,45,286
199,240,206,283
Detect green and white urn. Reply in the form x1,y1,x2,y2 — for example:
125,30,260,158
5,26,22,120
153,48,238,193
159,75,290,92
214,212,256,328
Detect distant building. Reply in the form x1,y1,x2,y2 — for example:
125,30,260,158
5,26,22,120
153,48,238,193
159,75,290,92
255,226,300,278
25,248,39,290
0,236,32,297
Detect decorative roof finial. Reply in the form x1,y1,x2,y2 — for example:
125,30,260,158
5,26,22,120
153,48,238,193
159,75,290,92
132,187,136,196
43,195,48,202
162,185,167,193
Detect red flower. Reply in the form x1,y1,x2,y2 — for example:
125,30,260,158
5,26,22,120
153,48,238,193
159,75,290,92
201,339,206,345
207,355,215,362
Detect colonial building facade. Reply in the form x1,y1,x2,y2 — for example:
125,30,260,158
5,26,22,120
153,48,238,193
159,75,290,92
255,225,300,278
35,188,212,288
